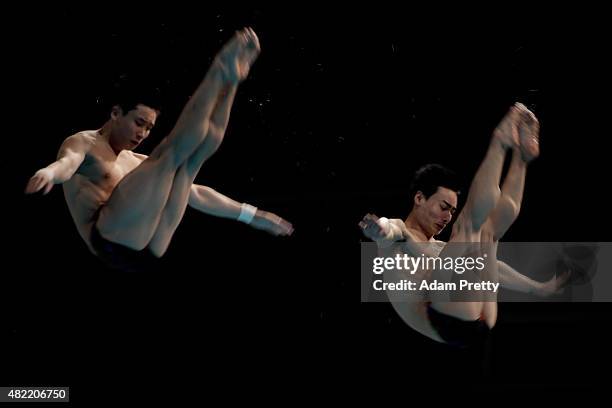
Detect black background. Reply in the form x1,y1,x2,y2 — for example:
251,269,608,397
4,5,611,402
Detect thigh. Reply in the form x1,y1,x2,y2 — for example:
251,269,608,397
96,157,177,250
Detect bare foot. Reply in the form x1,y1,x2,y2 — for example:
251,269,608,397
214,27,261,84
493,103,521,150
517,104,540,162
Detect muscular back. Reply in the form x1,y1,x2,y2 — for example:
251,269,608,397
62,130,144,252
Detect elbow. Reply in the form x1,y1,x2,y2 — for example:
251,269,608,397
187,185,199,207
502,196,521,221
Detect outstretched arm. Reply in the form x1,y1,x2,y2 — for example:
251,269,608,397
498,260,569,296
188,184,293,236
25,133,93,194
359,214,444,260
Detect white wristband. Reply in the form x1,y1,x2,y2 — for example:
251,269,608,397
238,203,257,224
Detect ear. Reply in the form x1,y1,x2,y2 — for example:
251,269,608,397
110,105,123,120
414,191,425,206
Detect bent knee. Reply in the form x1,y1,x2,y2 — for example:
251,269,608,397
202,128,224,155
147,239,169,258
499,195,520,221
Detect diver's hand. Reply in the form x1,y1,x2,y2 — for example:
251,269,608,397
25,168,55,195
359,213,390,241
250,210,294,236
534,269,571,297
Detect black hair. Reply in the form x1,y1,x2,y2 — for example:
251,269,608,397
102,74,165,115
407,164,461,208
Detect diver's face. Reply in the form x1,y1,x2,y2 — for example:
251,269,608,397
111,104,157,150
415,186,457,236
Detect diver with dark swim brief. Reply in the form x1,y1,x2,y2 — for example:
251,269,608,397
25,28,293,273
360,103,566,348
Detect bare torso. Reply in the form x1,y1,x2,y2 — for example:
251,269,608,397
62,130,144,252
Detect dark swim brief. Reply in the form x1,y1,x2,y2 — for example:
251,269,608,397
91,226,159,273
427,304,490,349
